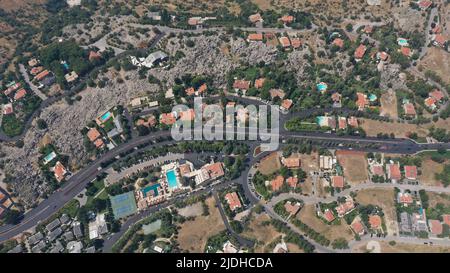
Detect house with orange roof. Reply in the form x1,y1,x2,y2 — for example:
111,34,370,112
400,47,412,57
249,13,263,24
424,97,437,110
269,89,285,100
350,217,365,236
281,99,293,111
247,33,263,42
363,25,373,34
433,34,447,48
35,70,50,81
323,209,335,222
338,117,347,130
376,51,389,61
333,38,344,48
185,87,195,96
404,165,417,180
197,83,207,94
428,219,443,236
354,44,367,60
254,78,266,89
286,177,298,188
442,214,450,226
225,192,242,211
271,175,284,191
331,92,341,107
280,15,294,24
30,66,44,76
284,201,301,217
348,116,358,127
179,109,195,121
160,113,176,125
387,162,401,182
331,176,344,189
89,51,101,62
93,138,105,149
87,128,101,142
291,38,302,49
13,89,27,101
335,196,355,217
233,80,250,91
397,192,414,205
429,89,444,102
279,37,291,48
369,215,382,230
356,92,369,111
418,0,432,10
282,156,301,169
136,115,157,128
28,58,39,67
403,103,416,117
53,161,68,182
203,162,225,180
2,103,13,115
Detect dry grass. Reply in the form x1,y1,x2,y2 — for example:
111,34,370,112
297,204,355,241
336,150,369,185
177,197,226,252
378,241,450,253
355,188,398,236
419,158,445,187
258,152,281,175
380,90,398,119
419,47,450,85
426,192,450,208
242,213,283,253
359,119,428,138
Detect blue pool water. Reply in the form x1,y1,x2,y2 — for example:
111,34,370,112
142,183,160,197
100,111,112,122
43,151,56,163
317,82,327,92
368,94,377,102
397,38,408,46
166,170,178,189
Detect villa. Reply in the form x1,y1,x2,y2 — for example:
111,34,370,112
351,217,365,236
387,162,401,182
356,92,369,111
52,161,67,182
404,165,417,180
225,192,242,211
369,215,382,230
254,78,266,89
281,99,293,111
233,80,250,91
335,196,355,217
281,156,301,169
270,175,284,191
3,103,13,115
247,33,263,42
280,15,294,24
354,44,367,60
331,176,344,189
333,38,344,48
64,71,78,83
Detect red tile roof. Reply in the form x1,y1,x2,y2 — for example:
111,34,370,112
271,175,284,191
160,113,176,125
279,37,291,48
225,192,242,211
429,219,443,235
425,97,437,108
323,209,335,222
54,161,67,182
180,109,195,121
442,214,450,226
418,0,432,9
93,138,105,148
281,99,293,110
204,162,225,179
291,38,302,49
333,38,344,48
3,104,13,115
87,128,101,142
283,157,301,168
351,219,365,235
354,44,367,59
356,92,369,110
269,89,285,99
89,51,101,61
14,89,27,100
233,80,250,90
286,177,298,188
35,70,50,81
403,103,416,116
369,215,382,229
185,87,195,96
254,78,266,89
338,117,347,129
331,176,344,188
371,165,384,176
331,92,341,102
248,33,263,41
249,13,263,23
404,165,417,180
429,90,444,101
398,193,414,204
284,201,301,215
348,116,358,127
280,15,294,24
401,47,411,57
363,25,374,34
388,163,401,180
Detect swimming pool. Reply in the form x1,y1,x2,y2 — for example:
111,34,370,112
317,82,328,92
100,111,112,122
142,184,160,197
166,169,178,189
397,38,408,46
316,116,326,126
43,151,56,164
368,94,377,102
